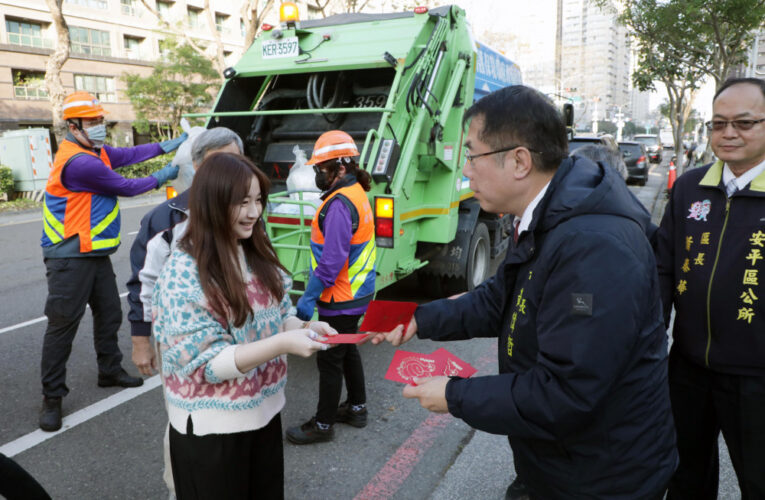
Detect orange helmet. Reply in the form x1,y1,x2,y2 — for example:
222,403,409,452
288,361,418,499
62,91,107,120
307,130,359,166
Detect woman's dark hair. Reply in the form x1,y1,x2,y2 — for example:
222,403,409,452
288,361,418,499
320,158,372,191
179,152,287,327
463,85,568,172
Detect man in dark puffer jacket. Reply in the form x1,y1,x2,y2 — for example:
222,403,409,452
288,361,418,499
373,85,677,499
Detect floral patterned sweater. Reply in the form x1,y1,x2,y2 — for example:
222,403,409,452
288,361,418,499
152,246,296,436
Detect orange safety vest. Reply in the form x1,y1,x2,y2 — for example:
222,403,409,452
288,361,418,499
41,139,121,253
310,182,376,309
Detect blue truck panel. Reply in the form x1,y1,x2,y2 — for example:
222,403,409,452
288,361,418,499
473,42,522,102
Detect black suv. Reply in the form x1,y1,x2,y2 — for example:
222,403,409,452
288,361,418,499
618,141,649,186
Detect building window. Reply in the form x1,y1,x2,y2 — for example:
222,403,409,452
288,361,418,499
70,27,111,57
12,69,49,100
215,13,229,33
187,7,202,29
65,0,108,9
123,35,143,59
6,19,52,48
240,18,246,37
157,0,172,16
74,74,116,102
121,0,138,16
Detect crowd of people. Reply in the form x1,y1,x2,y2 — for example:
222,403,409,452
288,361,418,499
2,77,762,499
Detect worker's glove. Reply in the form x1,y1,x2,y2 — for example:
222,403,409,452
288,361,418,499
296,275,324,321
151,162,180,187
159,132,188,153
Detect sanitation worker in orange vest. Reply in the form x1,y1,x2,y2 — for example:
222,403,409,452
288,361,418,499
38,91,187,432
286,131,377,444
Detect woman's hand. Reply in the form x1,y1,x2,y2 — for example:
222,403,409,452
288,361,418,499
279,329,329,358
306,320,337,337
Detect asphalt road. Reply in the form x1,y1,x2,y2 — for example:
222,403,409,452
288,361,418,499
0,160,741,499
0,194,493,500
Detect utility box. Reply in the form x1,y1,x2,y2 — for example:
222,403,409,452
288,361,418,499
0,128,53,192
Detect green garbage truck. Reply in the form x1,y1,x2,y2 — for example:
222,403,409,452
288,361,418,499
186,4,524,296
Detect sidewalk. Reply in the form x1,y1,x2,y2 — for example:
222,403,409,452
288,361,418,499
430,162,672,500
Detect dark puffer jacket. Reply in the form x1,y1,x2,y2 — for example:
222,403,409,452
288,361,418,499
416,156,677,499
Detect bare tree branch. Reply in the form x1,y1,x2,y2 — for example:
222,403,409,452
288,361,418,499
43,0,70,140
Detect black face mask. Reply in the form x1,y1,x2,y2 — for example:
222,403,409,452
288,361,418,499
314,170,333,191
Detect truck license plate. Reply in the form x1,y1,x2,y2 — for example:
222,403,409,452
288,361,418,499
262,37,299,59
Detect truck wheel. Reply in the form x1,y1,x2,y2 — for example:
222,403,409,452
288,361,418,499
442,222,491,295
465,222,490,289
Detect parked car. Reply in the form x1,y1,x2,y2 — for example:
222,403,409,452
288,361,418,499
632,134,663,163
618,141,649,186
568,134,619,154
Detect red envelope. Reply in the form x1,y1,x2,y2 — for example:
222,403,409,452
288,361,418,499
430,348,478,378
384,350,439,385
318,333,369,344
359,300,418,332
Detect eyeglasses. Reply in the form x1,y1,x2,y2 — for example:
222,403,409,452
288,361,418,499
464,145,544,164
705,118,765,132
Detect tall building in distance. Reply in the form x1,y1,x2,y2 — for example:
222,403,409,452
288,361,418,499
558,0,631,128
732,29,765,81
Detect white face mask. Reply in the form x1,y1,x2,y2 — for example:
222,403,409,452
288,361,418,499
83,123,107,147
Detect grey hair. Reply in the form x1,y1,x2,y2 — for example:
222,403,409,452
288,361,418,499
191,127,244,166
573,144,628,180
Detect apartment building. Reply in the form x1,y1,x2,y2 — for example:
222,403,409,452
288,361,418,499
558,0,631,127
732,29,765,81
0,0,250,146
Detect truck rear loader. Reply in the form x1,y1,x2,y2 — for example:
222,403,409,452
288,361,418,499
186,4,523,297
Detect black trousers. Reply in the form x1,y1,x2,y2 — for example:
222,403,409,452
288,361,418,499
0,453,51,500
169,414,284,500
667,349,765,500
41,256,123,398
315,313,366,424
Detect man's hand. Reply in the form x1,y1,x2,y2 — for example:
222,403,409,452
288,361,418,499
402,376,449,413
370,316,418,346
131,336,157,376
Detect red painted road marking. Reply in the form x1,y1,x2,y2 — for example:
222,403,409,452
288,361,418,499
354,342,498,500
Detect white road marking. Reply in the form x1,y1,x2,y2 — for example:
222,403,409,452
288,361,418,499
0,292,129,336
0,375,161,457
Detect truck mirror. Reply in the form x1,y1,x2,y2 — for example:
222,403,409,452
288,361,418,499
562,103,574,127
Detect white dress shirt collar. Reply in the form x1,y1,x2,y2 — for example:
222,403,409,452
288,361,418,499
514,181,551,237
722,158,765,194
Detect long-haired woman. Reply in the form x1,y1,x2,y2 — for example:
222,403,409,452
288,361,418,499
152,152,334,499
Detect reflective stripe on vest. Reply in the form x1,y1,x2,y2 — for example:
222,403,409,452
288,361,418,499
310,182,376,307
41,140,121,253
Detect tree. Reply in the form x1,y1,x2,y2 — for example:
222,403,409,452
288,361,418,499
139,0,224,77
43,0,70,140
609,0,765,90
121,40,219,140
240,0,276,47
597,120,617,136
622,121,639,138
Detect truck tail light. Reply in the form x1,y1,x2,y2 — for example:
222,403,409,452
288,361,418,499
375,197,394,248
638,155,646,167
414,6,428,14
